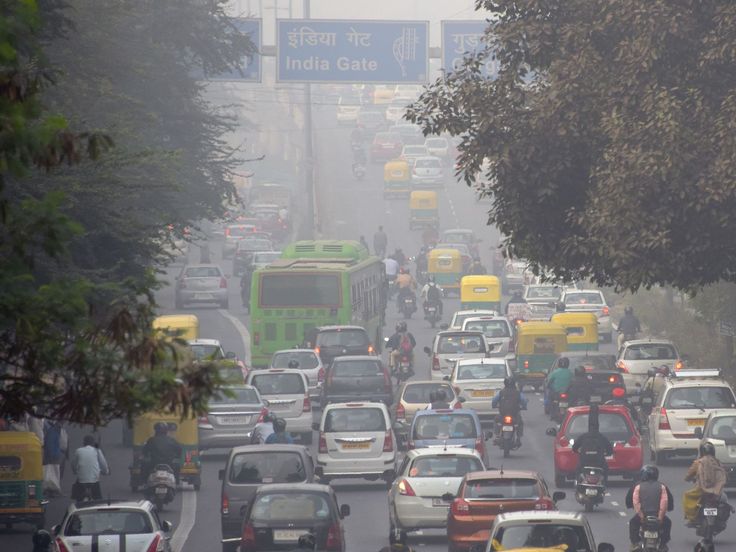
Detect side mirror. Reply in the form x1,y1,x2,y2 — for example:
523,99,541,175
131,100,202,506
598,544,615,552
225,351,237,359
162,520,173,533
546,427,557,437
442,375,450,381
52,525,60,536
694,427,703,439
340,504,351,518
311,422,320,432
441,492,455,502
458,397,466,403
552,491,566,503
423,346,432,356
218,469,225,480
647,368,656,378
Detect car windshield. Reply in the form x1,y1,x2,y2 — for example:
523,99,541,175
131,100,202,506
64,511,153,536
250,373,305,395
565,412,632,443
228,452,306,484
271,351,319,370
227,226,255,237
491,524,591,552
408,455,483,478
438,243,470,255
436,334,485,354
456,363,507,380
325,408,386,432
413,414,477,439
706,416,736,440
442,232,472,243
463,478,540,500
189,344,222,360
318,330,369,348
414,158,441,169
402,383,454,404
665,387,736,410
463,320,510,338
210,387,259,405
250,492,331,522
564,292,603,305
183,266,221,278
526,286,562,300
558,355,616,371
332,360,383,377
623,343,677,361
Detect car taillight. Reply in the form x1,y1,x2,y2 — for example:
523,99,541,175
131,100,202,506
253,332,260,346
225,228,231,236
612,387,625,398
452,400,462,409
559,436,570,447
220,277,227,288
317,367,325,383
397,479,415,496
256,407,268,423
197,415,210,426
56,539,71,552
432,355,440,371
314,346,320,356
602,306,610,316
503,415,513,424
303,395,311,413
616,360,628,373
383,430,393,452
658,408,671,430
629,435,639,446
523,360,529,369
560,392,568,400
325,522,342,551
368,344,375,354
675,360,684,371
451,498,470,515
396,402,405,420
221,492,229,514
145,534,163,552
474,437,484,456
535,497,554,510
319,432,327,454
241,522,256,550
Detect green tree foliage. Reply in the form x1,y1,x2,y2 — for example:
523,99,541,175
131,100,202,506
408,0,736,292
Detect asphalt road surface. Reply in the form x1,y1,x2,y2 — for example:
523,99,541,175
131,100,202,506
3,106,735,552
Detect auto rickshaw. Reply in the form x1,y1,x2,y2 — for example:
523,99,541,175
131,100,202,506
551,312,599,351
428,248,463,295
383,159,411,198
0,432,45,529
129,411,201,491
515,321,568,390
409,190,439,229
460,275,501,311
153,314,199,341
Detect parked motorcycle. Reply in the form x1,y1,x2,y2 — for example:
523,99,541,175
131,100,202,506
574,466,606,512
145,464,177,510
399,294,417,319
494,415,519,458
424,301,441,328
693,494,732,552
637,516,666,552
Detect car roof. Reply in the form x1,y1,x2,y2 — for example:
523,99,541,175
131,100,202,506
406,447,482,460
324,401,389,412
254,482,332,494
465,469,542,482
664,378,732,389
414,408,480,419
436,330,486,337
414,156,442,162
273,348,317,355
495,510,588,523
316,325,366,332
331,355,381,362
67,500,154,514
706,409,736,420
188,339,221,346
623,338,676,346
250,368,307,378
183,263,221,269
443,228,474,234
455,357,507,366
566,404,633,417
564,288,603,295
229,444,310,455
462,316,509,323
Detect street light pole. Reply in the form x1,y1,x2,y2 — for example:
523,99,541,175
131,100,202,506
301,0,315,239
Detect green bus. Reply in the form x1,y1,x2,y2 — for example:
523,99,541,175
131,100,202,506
249,240,385,367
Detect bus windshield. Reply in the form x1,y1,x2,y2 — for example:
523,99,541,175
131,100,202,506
259,273,340,307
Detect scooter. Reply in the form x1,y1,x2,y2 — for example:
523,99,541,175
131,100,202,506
145,464,177,510
494,415,519,458
423,301,441,328
574,466,606,512
637,516,666,552
399,294,417,319
693,494,732,552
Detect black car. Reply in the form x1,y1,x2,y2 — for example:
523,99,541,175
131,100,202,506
234,483,350,551
320,355,393,408
303,325,375,367
233,238,274,276
551,352,625,402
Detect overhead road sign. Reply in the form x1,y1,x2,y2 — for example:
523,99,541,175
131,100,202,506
277,19,429,83
441,20,496,77
208,18,262,82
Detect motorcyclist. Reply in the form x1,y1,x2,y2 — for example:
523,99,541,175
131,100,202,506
545,356,572,413
415,247,428,277
491,377,527,447
617,306,642,347
350,126,365,148
571,405,613,484
374,226,388,259
396,268,418,310
566,366,593,406
683,442,728,525
427,389,451,409
250,411,277,444
386,322,416,374
469,257,486,275
626,465,673,550
352,147,367,170
420,277,443,316
265,417,294,444
504,290,528,318
393,248,406,267
143,422,182,484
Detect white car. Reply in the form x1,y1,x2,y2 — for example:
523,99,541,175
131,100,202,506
449,309,499,330
393,84,423,101
448,358,512,424
246,369,313,444
388,448,485,542
269,348,324,399
424,136,449,160
336,94,361,124
385,100,408,124
460,316,514,356
523,284,563,320
424,330,491,380
411,156,444,187
616,338,683,390
560,288,613,343
697,409,736,488
53,500,173,552
314,402,397,486
400,144,429,166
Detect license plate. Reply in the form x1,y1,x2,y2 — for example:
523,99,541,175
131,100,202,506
472,389,494,398
590,395,602,403
269,403,290,410
643,531,658,539
194,293,212,300
688,419,706,427
704,508,718,516
502,425,514,432
155,487,167,495
558,402,568,408
585,488,598,496
341,441,370,450
391,171,403,177
431,498,449,507
427,307,436,312
218,416,250,425
273,529,302,542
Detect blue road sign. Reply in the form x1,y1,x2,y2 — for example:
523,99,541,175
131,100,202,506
441,20,496,77
277,19,429,83
209,18,262,82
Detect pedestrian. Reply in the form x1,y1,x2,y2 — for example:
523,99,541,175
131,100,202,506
42,419,67,497
71,435,109,500
359,235,370,253
373,226,388,258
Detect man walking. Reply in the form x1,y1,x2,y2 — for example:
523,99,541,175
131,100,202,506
373,226,388,258
71,435,109,500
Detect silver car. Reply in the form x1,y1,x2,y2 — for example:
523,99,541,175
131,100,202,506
424,136,450,161
460,316,514,356
523,284,562,320
616,338,682,390
246,369,313,443
269,349,324,399
560,288,613,342
424,330,490,381
401,144,429,167
411,156,444,187
174,264,228,309
449,358,512,424
222,223,257,258
198,385,267,450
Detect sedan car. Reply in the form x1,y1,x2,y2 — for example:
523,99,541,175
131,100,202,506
222,223,258,258
370,131,403,162
336,94,361,124
388,448,485,543
447,470,564,552
449,358,512,424
385,100,408,124
560,288,613,343
411,156,444,187
407,409,488,466
269,348,324,399
198,385,268,450
424,136,450,161
233,238,274,276
616,338,683,390
53,500,173,552
174,264,228,309
524,284,563,320
357,109,386,134
246,369,312,444
460,316,514,356
320,355,393,408
400,144,429,166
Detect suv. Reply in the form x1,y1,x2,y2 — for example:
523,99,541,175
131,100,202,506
647,369,736,464
304,325,375,367
219,444,315,551
393,381,462,445
696,409,736,488
559,288,613,343
53,500,173,552
424,330,490,380
320,355,393,408
407,409,488,466
269,349,324,399
616,338,683,390
460,316,514,356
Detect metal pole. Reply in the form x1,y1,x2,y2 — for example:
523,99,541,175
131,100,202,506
301,0,315,239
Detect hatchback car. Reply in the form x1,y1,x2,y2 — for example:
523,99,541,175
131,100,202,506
616,338,683,390
174,264,228,309
198,385,268,450
460,317,514,356
449,358,512,424
222,223,258,258
411,156,444,187
53,500,173,552
400,144,429,166
320,355,393,408
233,483,349,552
407,409,488,466
447,470,564,552
269,349,323,399
357,110,386,134
388,448,485,543
696,409,736,487
304,325,375,367
523,284,563,320
370,131,403,162
219,444,315,550
424,330,490,380
233,238,274,276
550,404,643,486
393,380,462,444
559,289,613,343
424,136,450,161
449,309,500,330
246,369,312,444
314,402,397,486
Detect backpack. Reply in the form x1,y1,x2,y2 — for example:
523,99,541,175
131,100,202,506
400,334,413,353
498,389,521,414
427,285,440,302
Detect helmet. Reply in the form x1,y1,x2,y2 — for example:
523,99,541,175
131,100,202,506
700,442,716,457
503,377,515,388
625,306,634,315
154,422,168,434
298,533,316,549
640,465,659,482
272,418,287,433
428,390,438,403
435,388,447,402
428,275,435,284
397,321,408,333
32,530,52,548
558,357,570,369
288,359,300,369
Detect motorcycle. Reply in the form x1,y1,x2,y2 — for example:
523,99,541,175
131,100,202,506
694,494,732,552
550,391,569,422
494,415,520,458
637,516,665,552
423,301,441,328
394,352,414,383
352,163,366,180
399,294,417,319
575,466,606,512
145,464,177,510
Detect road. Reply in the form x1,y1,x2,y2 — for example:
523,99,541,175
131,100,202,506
3,106,734,552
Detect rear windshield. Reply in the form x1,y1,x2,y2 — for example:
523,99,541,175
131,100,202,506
456,363,507,380
493,524,591,551
706,416,736,440
184,266,221,278
64,511,153,536
564,292,603,305
452,312,496,328
408,455,483,478
237,239,272,251
558,355,616,371
228,452,306,484
414,158,441,169
413,414,477,439
227,226,255,237
564,412,632,443
317,330,369,348
271,351,320,370
250,373,305,395
250,492,330,522
463,320,510,338
463,478,540,500
437,334,485,354
402,383,454,404
325,408,386,432
210,388,259,405
526,286,561,300
623,343,677,361
190,344,222,360
332,359,383,377
665,387,736,410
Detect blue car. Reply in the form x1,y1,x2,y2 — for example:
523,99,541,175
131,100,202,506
407,409,489,466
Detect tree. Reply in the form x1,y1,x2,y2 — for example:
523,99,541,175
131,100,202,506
408,0,736,292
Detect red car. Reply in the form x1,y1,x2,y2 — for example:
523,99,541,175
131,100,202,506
446,470,564,552
550,404,643,487
370,132,403,162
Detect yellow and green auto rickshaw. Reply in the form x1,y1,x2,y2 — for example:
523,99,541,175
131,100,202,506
428,248,463,295
129,411,201,491
383,159,411,198
460,275,502,311
153,314,199,341
515,321,568,391
409,190,439,229
551,312,599,351
0,432,46,529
